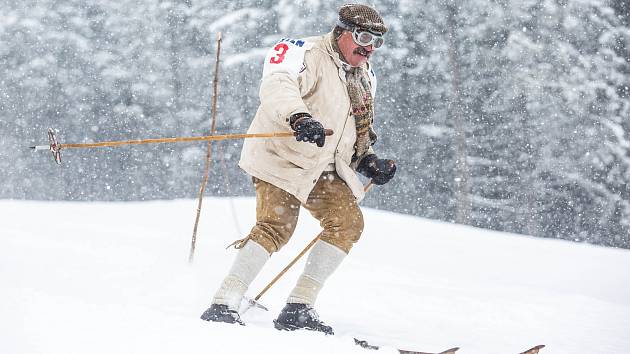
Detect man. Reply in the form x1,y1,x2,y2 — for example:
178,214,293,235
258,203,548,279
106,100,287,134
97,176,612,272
200,3,396,335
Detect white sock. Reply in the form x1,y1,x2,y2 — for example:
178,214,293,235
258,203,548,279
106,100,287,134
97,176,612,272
212,240,270,310
286,240,346,306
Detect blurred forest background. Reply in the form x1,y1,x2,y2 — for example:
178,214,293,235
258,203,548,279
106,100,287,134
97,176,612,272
1,0,629,248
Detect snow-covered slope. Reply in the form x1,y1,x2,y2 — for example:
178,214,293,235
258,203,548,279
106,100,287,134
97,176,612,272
2,199,629,354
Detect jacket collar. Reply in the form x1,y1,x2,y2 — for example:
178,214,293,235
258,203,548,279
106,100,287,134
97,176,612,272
324,32,353,71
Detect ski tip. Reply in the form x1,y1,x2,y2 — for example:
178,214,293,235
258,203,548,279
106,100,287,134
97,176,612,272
520,344,545,354
398,347,459,354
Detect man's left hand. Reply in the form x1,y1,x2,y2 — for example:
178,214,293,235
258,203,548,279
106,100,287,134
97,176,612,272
357,154,396,185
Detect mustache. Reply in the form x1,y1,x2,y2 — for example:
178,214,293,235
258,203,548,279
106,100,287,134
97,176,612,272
353,47,370,57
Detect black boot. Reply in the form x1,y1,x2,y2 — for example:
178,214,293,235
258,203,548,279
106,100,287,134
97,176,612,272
273,303,334,335
200,304,244,325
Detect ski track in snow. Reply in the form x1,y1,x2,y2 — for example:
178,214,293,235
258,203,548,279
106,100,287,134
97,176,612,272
1,199,629,354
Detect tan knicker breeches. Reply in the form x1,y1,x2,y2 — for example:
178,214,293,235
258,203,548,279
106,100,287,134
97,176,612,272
242,172,364,254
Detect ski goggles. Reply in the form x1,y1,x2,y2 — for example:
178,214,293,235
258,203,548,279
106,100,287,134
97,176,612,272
351,28,385,48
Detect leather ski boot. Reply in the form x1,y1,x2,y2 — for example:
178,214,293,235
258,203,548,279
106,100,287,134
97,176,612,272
273,303,334,335
200,304,244,325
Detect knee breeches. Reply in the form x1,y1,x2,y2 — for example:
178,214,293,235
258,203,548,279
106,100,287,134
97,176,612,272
244,172,364,254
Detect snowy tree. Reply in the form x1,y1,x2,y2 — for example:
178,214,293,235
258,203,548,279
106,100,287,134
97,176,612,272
500,0,630,244
1,0,629,248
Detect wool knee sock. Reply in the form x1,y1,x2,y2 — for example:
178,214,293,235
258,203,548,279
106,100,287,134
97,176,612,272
286,240,346,306
212,240,270,310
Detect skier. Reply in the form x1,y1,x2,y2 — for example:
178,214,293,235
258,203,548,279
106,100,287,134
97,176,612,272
200,3,396,335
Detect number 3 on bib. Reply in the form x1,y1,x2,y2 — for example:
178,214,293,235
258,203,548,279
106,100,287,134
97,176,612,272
262,39,311,78
270,43,289,64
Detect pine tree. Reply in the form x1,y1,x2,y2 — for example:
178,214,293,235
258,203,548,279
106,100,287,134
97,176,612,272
501,0,630,244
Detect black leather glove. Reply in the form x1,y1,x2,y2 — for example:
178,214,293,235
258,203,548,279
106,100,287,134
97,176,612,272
289,113,326,147
356,154,396,185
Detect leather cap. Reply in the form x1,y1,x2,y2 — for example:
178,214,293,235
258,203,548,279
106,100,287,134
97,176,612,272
338,3,387,34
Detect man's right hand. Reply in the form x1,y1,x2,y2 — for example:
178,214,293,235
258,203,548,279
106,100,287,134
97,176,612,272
289,113,326,147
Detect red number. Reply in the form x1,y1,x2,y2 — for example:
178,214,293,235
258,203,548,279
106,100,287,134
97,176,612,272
270,43,289,64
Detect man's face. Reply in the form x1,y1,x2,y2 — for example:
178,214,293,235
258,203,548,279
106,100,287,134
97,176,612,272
337,30,374,67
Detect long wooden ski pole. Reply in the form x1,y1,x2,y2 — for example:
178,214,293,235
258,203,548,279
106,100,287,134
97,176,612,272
189,32,222,263
33,131,315,151
30,128,333,165
251,233,319,307
31,129,334,165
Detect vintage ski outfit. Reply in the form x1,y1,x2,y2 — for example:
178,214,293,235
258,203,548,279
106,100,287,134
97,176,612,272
201,3,396,335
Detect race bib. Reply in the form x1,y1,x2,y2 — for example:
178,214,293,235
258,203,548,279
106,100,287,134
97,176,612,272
262,38,313,79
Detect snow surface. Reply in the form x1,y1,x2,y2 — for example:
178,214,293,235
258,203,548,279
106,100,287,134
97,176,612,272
2,198,629,354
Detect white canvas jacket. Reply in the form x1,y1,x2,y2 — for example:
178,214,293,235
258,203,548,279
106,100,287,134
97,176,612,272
239,32,377,204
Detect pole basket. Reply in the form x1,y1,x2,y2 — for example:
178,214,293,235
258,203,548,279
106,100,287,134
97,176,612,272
48,128,62,165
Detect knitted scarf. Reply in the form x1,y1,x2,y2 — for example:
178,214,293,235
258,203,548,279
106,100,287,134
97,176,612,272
330,36,377,169
345,66,377,169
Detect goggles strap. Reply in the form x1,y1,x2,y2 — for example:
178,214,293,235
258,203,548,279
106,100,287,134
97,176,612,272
336,19,354,31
